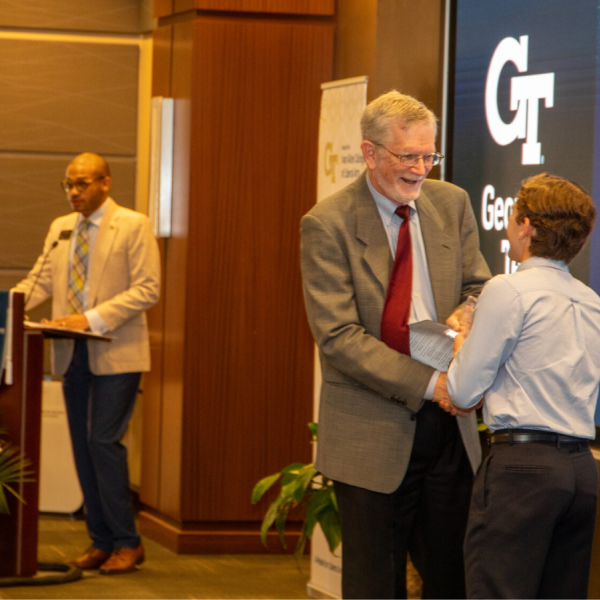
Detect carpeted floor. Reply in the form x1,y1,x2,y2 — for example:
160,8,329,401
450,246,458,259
0,514,423,599
0,515,312,599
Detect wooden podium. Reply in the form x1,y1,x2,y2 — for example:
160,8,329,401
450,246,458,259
0,293,108,578
0,292,44,578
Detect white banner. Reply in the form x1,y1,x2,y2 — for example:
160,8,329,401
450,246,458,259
317,76,368,203
308,75,367,600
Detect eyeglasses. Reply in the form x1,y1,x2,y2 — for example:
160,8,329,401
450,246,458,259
60,176,105,193
373,142,444,167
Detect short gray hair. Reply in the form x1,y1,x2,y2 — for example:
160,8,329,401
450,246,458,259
361,90,437,142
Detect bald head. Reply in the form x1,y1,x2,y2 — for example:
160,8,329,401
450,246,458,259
69,153,111,179
64,153,112,217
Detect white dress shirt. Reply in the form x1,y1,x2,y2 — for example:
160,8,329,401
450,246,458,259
367,176,440,399
447,257,600,438
70,201,109,334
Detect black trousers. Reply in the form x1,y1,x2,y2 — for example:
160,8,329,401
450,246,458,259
334,402,473,599
465,441,598,599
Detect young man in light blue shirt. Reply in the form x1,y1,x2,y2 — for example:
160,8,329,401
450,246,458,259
444,173,600,599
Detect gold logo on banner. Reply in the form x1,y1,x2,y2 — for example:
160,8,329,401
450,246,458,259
324,142,338,183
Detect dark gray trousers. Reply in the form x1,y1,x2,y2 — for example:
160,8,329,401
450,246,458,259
334,402,473,599
465,441,598,599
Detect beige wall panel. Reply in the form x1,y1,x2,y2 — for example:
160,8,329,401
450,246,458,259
375,0,444,116
0,274,27,291
0,0,150,33
140,0,156,32
0,155,136,270
334,0,444,109
334,0,377,91
0,38,138,155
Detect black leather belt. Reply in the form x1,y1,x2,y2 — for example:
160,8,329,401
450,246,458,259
489,430,589,447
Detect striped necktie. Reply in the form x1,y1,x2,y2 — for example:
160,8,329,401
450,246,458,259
380,204,412,355
67,219,92,315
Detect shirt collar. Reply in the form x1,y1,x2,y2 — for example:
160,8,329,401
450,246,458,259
516,256,569,273
366,173,416,225
76,198,108,229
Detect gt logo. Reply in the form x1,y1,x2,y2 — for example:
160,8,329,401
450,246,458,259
485,36,554,165
324,142,338,183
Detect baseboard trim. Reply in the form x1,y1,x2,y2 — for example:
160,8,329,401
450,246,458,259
138,510,307,554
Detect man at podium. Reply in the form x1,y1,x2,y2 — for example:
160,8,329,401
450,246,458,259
14,152,160,575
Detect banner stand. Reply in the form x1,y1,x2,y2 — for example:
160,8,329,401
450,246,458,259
307,75,368,600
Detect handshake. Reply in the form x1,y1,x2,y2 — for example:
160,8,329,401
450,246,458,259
433,297,483,417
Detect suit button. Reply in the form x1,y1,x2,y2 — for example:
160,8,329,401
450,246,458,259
410,413,417,421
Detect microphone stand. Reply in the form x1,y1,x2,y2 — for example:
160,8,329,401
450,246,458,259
24,240,58,311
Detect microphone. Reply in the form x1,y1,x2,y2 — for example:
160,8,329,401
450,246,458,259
25,240,59,311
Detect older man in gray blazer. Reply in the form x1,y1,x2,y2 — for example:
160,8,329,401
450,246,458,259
301,91,490,599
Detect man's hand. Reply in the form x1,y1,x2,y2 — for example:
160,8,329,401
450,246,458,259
446,308,462,332
432,372,451,404
453,303,475,357
433,373,476,418
48,314,90,331
446,296,477,334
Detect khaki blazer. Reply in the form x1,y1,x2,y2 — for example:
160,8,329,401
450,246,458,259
300,173,491,493
15,198,160,375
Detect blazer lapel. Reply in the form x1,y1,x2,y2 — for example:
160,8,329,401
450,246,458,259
88,198,119,307
355,174,393,294
417,188,456,319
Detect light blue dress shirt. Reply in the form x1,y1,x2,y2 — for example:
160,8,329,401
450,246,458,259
366,176,440,399
447,257,600,438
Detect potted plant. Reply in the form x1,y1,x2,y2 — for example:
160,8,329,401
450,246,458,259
251,423,341,559
0,427,33,514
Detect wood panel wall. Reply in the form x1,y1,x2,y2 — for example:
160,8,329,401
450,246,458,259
140,3,334,552
0,0,153,33
335,0,445,107
184,15,331,522
192,0,333,14
335,0,447,176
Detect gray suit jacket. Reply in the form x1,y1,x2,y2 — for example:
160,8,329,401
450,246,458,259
300,172,491,493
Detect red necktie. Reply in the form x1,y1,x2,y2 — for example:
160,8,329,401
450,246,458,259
380,204,412,355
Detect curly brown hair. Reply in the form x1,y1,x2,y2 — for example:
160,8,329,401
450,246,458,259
515,173,596,264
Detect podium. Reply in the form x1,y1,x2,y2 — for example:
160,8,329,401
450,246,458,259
0,293,110,578
0,292,44,578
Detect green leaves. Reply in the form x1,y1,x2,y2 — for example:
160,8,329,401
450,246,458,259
0,442,34,515
251,473,283,505
251,423,341,559
252,463,319,547
281,464,318,504
295,479,340,558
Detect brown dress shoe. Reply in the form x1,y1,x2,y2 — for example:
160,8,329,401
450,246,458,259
66,546,112,569
99,544,145,575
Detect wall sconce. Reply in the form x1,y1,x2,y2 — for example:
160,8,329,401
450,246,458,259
149,97,174,238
